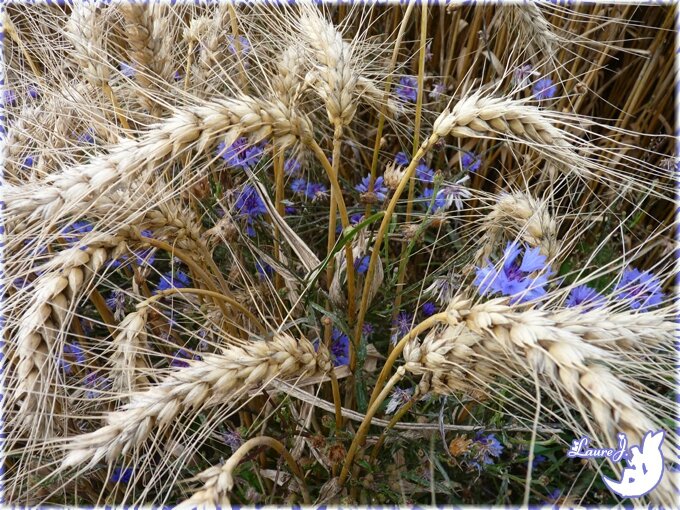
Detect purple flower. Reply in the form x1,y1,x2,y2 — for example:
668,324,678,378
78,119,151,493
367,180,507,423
474,242,550,303
441,182,471,211
61,220,93,248
27,84,40,99
22,156,34,168
284,157,301,176
61,341,86,375
420,188,447,212
173,70,182,81
170,348,200,368
111,467,133,484
218,137,265,170
156,270,191,293
415,162,434,183
385,386,413,414
422,302,436,317
223,429,243,453
614,267,665,311
354,255,370,275
350,213,364,225
396,76,418,102
255,259,273,278
290,179,328,201
392,311,414,344
469,432,504,470
2,89,16,106
227,35,251,57
429,82,445,100
461,152,481,173
84,372,112,398
77,127,96,144
565,284,605,309
513,64,535,88
362,322,374,337
106,289,127,321
532,77,557,100
235,184,267,236
395,152,410,167
119,61,135,77
330,329,350,367
355,175,388,201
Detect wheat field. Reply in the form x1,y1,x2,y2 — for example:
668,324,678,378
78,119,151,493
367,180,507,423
1,1,678,506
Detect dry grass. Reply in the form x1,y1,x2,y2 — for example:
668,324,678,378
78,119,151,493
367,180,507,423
2,2,676,506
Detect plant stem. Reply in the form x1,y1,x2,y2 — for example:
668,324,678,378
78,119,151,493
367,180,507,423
338,367,406,486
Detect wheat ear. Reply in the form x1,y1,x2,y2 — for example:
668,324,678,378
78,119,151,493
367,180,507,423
118,2,175,114
61,334,331,470
8,235,127,427
474,191,558,263
5,95,312,228
432,91,586,173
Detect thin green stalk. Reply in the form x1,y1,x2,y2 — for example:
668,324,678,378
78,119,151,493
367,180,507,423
351,135,440,353
364,1,416,219
390,2,429,352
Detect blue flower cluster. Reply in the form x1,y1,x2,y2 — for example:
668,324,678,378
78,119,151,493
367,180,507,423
468,432,504,470
217,137,266,170
355,174,388,201
614,267,665,310
156,270,191,293
235,184,267,236
291,179,328,201
395,76,418,102
474,242,550,303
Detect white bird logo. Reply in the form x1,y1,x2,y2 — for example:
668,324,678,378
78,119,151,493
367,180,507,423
602,430,665,498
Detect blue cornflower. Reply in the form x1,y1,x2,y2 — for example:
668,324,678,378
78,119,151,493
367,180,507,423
22,156,34,168
255,259,273,278
532,77,557,100
392,311,414,344
106,289,127,321
173,70,182,81
170,349,201,368
290,179,328,201
429,82,445,100
330,329,350,367
109,230,156,269
227,35,251,57
2,89,16,106
235,184,267,236
27,85,40,100
565,284,605,309
217,137,265,169
422,302,436,317
284,157,301,176
420,188,447,212
61,341,86,375
119,62,135,77
84,371,112,398
350,213,364,225
355,175,388,201
395,151,410,167
396,76,418,102
111,467,133,484
362,322,374,337
461,152,481,173
156,270,191,293
415,162,434,183
614,267,665,311
354,255,370,275
61,220,93,248
470,432,504,469
77,127,95,144
474,242,550,303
